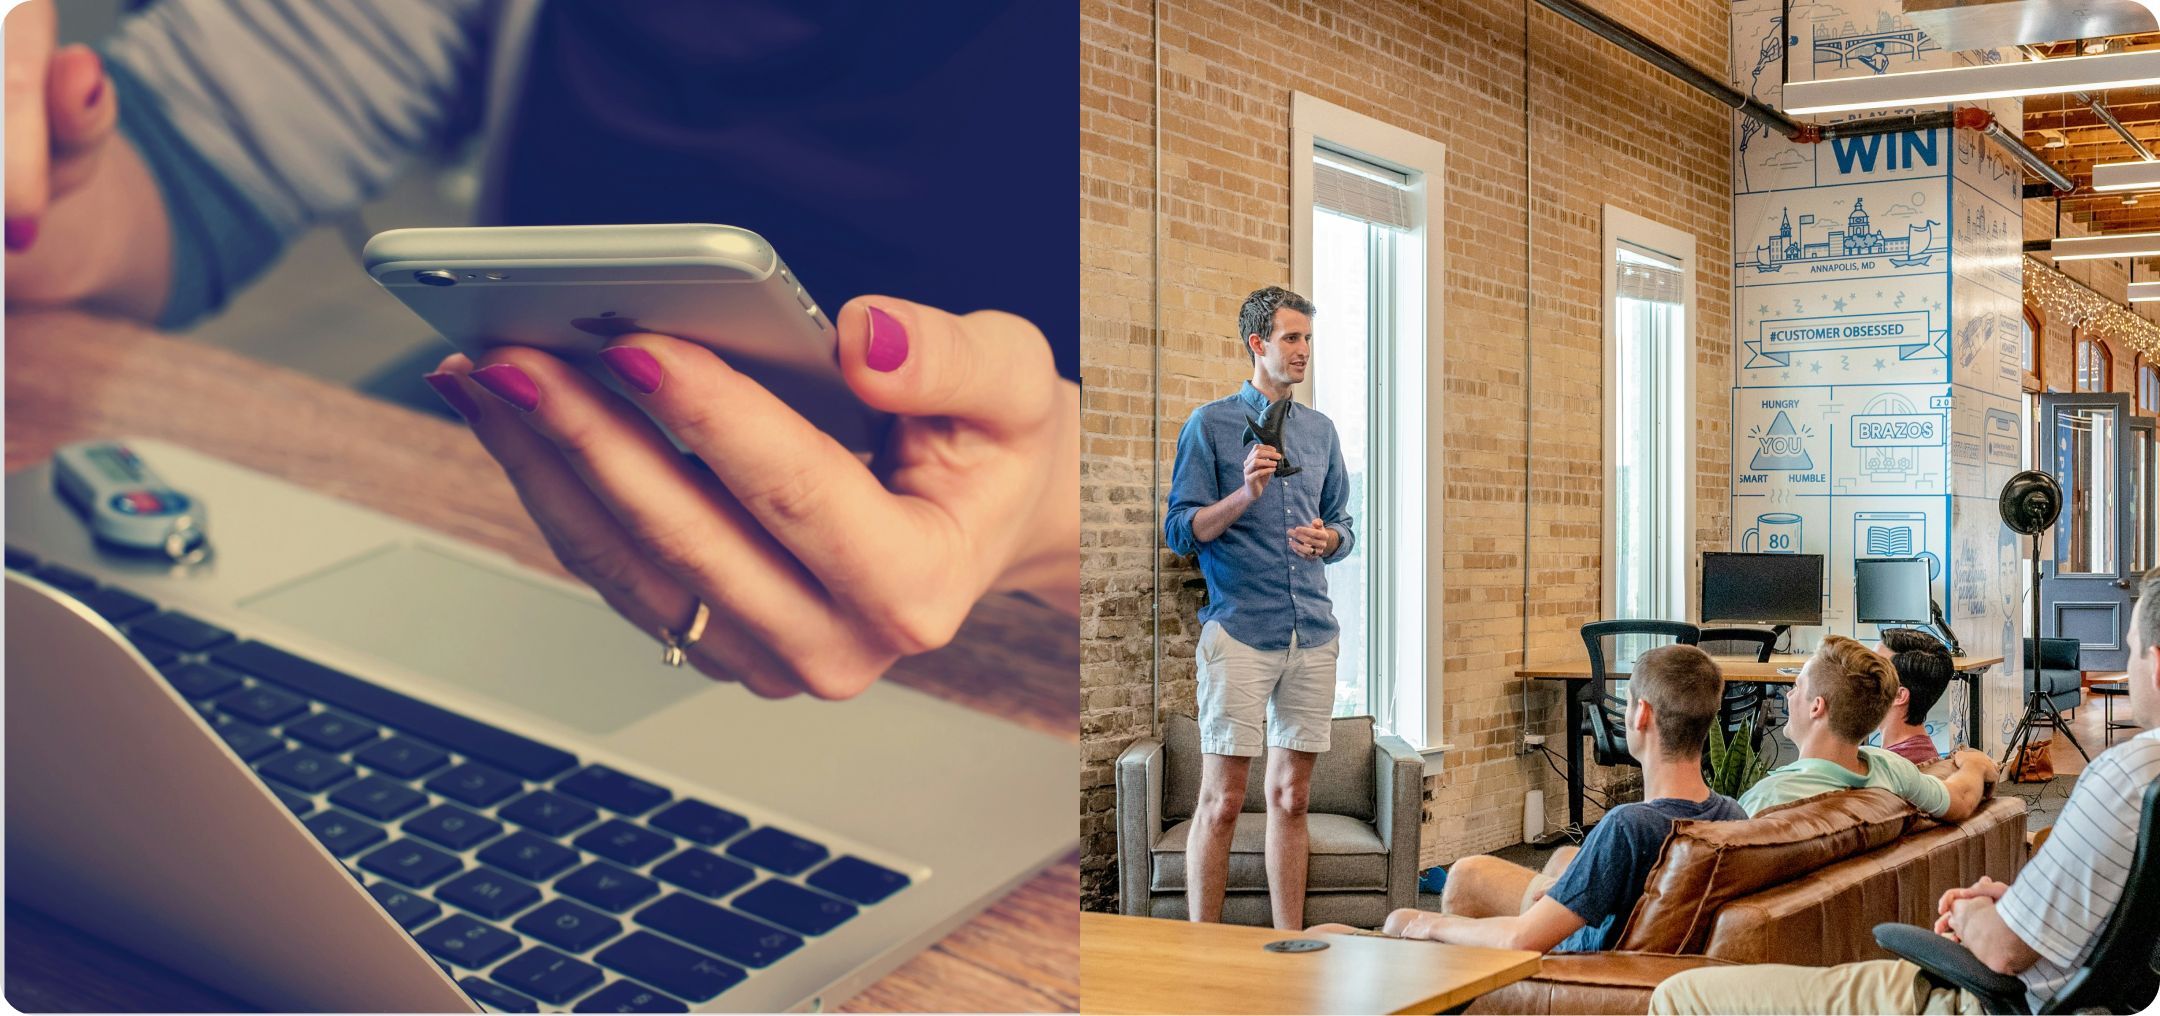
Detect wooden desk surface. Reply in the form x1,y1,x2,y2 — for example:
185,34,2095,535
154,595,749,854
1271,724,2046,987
2,310,1080,1013
1517,653,2003,682
1079,913,1540,1015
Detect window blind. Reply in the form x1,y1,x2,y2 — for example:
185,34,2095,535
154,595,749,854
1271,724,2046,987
1314,148,1414,230
1616,247,1684,304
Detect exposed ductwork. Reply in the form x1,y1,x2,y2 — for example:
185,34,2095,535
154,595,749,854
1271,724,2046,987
1532,0,2075,193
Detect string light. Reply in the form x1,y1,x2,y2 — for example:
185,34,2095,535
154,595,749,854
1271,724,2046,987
2024,255,2160,360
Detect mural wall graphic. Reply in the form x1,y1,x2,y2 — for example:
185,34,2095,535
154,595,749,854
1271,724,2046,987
1730,0,2023,753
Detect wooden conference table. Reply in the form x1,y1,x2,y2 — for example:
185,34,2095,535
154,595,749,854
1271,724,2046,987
1518,652,2004,829
1079,913,1542,1015
0,310,1082,1012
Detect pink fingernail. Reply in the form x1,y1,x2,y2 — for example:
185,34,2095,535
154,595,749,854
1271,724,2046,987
598,345,664,394
6,218,38,253
469,363,540,412
866,306,909,372
422,372,481,422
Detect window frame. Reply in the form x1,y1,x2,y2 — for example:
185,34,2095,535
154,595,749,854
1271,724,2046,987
2076,332,2114,393
1290,91,1447,766
2022,305,2043,394
1600,206,1698,625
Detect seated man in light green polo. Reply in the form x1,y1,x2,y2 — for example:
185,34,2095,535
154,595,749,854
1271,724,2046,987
1740,634,1995,820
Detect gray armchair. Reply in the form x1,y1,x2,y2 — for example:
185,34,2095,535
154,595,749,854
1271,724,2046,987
2022,637,2082,715
1114,713,1421,927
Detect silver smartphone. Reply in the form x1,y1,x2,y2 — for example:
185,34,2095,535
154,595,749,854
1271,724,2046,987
362,223,887,455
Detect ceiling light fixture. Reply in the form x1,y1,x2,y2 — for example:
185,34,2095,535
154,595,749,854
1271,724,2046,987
2126,194,2143,206
2093,159,2160,191
2130,281,2160,302
2086,38,2114,55
2051,231,2160,261
1783,50,2160,115
2039,128,2069,149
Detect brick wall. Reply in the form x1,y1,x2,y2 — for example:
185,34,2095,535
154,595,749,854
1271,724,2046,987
2023,201,2160,396
1080,0,1735,911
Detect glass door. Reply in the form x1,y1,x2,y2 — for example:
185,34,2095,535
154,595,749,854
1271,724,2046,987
2042,392,2138,670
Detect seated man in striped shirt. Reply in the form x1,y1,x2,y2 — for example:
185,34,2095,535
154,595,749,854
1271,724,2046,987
1651,571,2160,1016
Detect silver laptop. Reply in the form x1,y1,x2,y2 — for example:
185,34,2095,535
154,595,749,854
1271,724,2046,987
4,438,1075,1013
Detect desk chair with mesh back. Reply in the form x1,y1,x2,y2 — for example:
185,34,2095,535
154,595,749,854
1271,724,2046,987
1873,778,2160,1015
1699,627,1776,751
1579,620,1702,769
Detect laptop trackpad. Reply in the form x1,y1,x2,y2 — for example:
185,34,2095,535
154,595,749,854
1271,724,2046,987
241,543,707,735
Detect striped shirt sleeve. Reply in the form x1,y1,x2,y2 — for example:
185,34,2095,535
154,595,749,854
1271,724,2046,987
1995,730,2160,1008
99,0,496,327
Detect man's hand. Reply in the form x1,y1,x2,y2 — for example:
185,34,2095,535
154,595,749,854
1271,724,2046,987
1242,443,1280,500
1933,876,2010,936
1289,517,1336,559
1952,748,2000,784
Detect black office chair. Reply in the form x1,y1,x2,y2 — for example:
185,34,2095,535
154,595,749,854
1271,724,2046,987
1579,620,1701,769
1699,627,1776,751
1873,778,2160,1014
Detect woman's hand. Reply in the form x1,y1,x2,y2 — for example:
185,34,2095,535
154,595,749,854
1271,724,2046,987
4,0,170,317
426,296,1078,700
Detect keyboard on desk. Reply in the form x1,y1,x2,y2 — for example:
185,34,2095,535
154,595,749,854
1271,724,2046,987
5,547,910,1014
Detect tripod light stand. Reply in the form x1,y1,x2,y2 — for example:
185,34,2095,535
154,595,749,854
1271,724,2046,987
1998,470,2091,773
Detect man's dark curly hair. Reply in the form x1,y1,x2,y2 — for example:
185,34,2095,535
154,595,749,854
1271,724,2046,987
1879,627,1952,724
1238,286,1316,362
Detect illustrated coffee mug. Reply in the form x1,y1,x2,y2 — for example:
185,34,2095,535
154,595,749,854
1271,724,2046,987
1743,512,1803,554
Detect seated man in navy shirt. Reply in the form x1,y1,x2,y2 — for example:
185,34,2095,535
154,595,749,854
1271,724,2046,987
1312,644,1746,952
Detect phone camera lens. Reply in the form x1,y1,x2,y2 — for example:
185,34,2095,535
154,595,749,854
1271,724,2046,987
414,270,457,287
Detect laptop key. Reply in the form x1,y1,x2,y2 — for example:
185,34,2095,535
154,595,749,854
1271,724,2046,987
499,790,598,835
329,776,428,821
130,610,234,653
4,546,38,571
555,766,670,816
515,898,622,953
807,856,910,905
492,946,604,1005
478,832,582,882
416,914,520,968
592,932,745,1003
576,820,675,868
359,839,463,887
369,882,442,930
556,862,661,913
573,979,688,1013
211,715,284,761
303,809,387,856
733,880,857,936
134,638,181,668
286,710,378,751
648,800,747,846
634,893,802,968
30,563,96,593
354,737,450,779
162,662,242,700
460,976,539,1014
725,827,828,876
212,641,578,780
257,747,356,793
272,787,314,816
437,867,541,920
404,804,503,851
79,586,155,622
216,685,309,725
651,849,755,899
428,761,523,808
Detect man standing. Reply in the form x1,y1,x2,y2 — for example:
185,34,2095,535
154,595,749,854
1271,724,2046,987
1164,285,1355,928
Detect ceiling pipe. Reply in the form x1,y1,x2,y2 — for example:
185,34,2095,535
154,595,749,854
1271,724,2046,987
2023,44,2158,163
1537,0,2074,193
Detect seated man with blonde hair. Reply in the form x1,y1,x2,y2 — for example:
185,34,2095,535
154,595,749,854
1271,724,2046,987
1312,644,1746,953
1741,634,1994,819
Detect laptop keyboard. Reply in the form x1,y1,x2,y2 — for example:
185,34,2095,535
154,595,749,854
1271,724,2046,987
7,549,914,1013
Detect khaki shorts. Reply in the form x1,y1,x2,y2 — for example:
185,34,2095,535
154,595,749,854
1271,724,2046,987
1194,621,1338,756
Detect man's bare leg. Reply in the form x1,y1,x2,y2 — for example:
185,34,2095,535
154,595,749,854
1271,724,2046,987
1441,845,1582,918
1187,753,1250,922
1264,747,1318,930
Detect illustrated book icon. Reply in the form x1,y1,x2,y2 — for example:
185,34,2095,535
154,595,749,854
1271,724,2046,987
1865,526,1914,557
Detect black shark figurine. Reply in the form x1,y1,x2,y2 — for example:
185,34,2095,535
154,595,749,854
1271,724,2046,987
1245,397,1302,477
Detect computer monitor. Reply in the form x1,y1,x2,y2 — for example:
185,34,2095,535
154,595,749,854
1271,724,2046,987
1855,556,1933,624
1700,552,1825,626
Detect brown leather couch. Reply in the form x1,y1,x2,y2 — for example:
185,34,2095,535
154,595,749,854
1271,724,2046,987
1465,783,2028,1014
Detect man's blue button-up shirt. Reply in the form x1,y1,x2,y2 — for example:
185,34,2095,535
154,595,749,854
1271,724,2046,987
1164,382,1356,652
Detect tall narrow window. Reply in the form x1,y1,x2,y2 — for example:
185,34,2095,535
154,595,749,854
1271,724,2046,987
1310,147,1421,724
1292,92,1446,754
2140,360,2159,415
2077,335,2113,393
1604,208,1696,628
